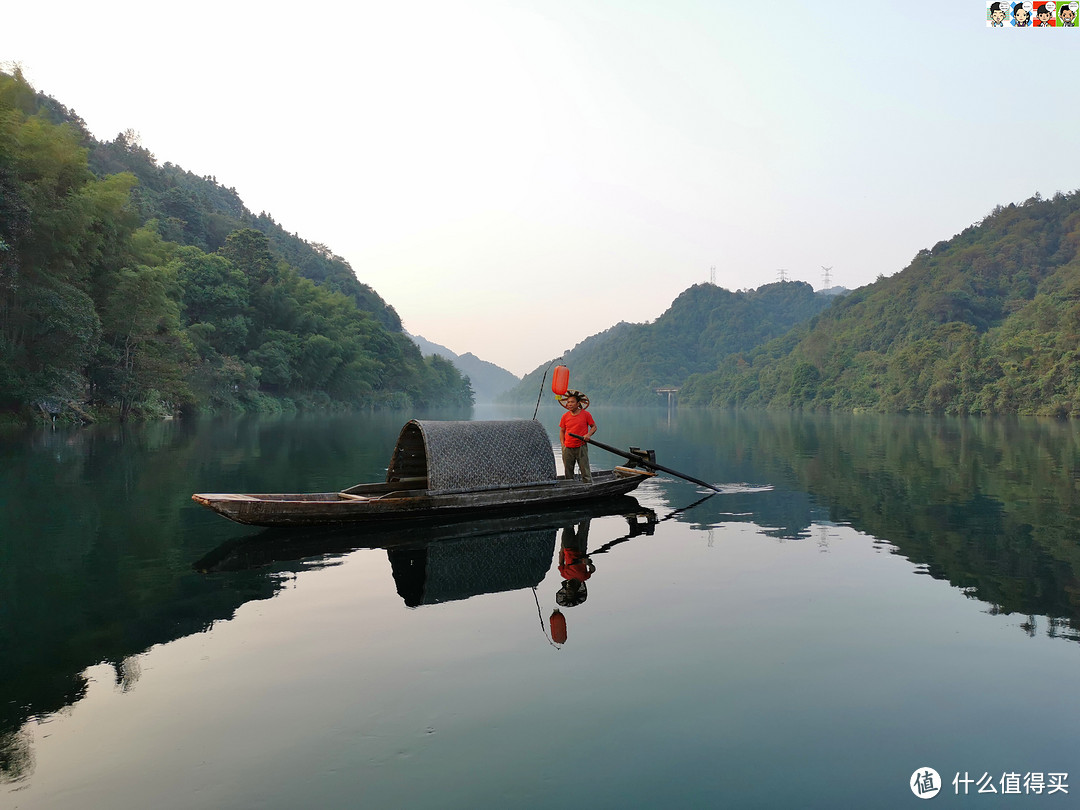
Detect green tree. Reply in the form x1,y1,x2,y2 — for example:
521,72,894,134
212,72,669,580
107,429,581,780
174,248,250,356
0,69,473,417
95,264,193,417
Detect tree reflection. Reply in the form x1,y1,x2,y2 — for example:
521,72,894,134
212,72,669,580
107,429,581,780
0,729,34,785
654,411,1080,640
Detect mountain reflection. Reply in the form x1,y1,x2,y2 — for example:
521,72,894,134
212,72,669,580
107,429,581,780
1,492,651,783
0,421,289,783
651,411,1080,640
8,410,1080,784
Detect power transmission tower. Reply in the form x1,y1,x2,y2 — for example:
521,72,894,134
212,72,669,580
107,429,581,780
709,265,716,285
777,268,788,282
821,266,833,289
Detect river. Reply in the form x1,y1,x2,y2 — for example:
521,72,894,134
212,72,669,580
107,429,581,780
2,406,1079,807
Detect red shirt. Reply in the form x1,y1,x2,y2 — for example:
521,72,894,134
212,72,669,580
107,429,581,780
559,549,592,581
560,409,595,447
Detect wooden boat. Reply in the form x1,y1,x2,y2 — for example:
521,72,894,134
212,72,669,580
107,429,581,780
193,496,655,574
192,419,655,527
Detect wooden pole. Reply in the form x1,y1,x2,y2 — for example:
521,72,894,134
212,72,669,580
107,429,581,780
569,433,722,493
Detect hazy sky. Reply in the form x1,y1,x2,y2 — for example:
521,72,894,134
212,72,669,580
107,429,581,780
4,1,1079,376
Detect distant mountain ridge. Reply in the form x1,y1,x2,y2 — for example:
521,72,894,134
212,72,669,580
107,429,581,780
409,334,520,402
502,281,844,405
680,190,1080,417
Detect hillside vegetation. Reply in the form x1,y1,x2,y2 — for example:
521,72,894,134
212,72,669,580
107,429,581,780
0,70,472,421
503,281,838,405
681,190,1080,416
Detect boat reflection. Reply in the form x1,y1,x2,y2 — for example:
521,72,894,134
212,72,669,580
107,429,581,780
195,497,657,611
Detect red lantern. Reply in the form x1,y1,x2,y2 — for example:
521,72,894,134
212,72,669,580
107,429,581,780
549,609,567,644
551,365,570,396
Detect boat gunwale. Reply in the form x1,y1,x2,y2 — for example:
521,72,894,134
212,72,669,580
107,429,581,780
192,469,652,527
195,469,648,504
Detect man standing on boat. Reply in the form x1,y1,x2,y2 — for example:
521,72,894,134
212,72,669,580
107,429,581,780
559,392,596,483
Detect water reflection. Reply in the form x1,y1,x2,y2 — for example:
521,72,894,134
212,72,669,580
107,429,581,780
624,411,1080,640
7,410,1080,799
555,522,593,609
547,510,660,646
195,497,655,610
2,498,658,785
195,500,666,659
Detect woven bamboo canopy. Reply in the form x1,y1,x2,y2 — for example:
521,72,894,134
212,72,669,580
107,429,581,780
387,420,558,494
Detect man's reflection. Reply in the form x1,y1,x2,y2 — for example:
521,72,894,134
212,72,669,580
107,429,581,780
550,521,595,644
557,521,594,607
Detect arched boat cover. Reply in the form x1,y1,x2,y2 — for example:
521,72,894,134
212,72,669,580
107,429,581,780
388,528,557,606
387,420,558,494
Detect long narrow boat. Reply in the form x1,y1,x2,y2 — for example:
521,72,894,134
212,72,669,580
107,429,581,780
194,496,654,574
192,419,655,527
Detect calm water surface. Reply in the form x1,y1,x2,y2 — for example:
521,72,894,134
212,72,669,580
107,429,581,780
3,406,1080,808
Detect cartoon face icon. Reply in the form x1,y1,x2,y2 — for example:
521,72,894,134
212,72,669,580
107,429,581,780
1037,7,1053,21
1062,3,1077,23
1013,4,1031,24
990,1,1007,21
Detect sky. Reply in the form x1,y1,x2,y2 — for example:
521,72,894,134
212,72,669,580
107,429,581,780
4,1,1080,377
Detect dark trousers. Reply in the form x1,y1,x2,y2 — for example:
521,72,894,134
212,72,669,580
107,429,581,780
562,444,592,483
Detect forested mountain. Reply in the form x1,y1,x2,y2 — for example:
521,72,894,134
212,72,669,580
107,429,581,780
87,134,403,332
0,70,472,421
409,333,519,402
502,281,839,405
680,190,1080,417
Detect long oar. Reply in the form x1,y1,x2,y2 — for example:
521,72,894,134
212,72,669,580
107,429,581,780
587,492,715,557
569,433,722,493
